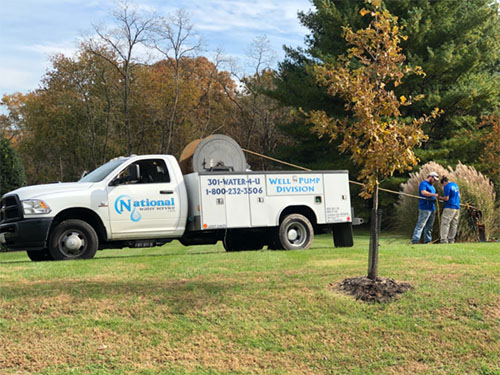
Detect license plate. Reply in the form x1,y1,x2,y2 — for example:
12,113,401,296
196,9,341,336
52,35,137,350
0,233,5,244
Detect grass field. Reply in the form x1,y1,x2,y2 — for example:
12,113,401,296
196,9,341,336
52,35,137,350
0,230,499,375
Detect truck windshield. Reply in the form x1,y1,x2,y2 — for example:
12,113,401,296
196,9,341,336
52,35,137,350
79,158,128,183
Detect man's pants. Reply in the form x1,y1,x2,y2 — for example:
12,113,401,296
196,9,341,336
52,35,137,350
412,209,435,244
440,208,460,243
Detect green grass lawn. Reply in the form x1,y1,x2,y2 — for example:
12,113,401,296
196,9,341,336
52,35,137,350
0,231,499,375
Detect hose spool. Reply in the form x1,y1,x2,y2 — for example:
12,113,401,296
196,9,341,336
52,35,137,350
179,134,247,174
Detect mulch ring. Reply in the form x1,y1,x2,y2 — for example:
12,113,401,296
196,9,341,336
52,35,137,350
333,276,414,303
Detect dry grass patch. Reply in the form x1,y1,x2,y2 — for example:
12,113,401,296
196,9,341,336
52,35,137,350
483,298,500,320
387,361,431,375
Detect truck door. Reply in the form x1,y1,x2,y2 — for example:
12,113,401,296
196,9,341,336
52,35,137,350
106,158,181,239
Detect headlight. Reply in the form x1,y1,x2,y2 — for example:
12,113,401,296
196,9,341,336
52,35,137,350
22,199,52,215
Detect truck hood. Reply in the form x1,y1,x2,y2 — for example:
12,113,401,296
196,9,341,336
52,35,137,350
7,182,95,201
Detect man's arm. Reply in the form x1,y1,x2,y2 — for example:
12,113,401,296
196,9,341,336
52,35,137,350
439,184,450,201
421,189,438,198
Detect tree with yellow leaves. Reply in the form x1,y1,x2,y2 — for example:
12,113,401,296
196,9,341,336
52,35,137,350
307,0,440,280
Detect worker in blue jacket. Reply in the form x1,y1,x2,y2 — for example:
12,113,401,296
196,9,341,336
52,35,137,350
439,176,460,243
412,172,440,244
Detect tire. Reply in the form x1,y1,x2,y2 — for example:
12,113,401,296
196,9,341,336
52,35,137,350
223,232,264,252
279,214,314,250
26,249,53,262
48,219,98,260
332,223,354,247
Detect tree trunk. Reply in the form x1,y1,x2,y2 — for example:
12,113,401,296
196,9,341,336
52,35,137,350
368,183,379,280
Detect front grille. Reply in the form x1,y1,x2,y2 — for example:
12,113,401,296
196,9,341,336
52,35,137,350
0,195,23,224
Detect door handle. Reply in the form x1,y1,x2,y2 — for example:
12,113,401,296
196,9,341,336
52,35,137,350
160,190,174,194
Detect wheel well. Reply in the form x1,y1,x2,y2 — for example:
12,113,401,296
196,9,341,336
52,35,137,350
279,206,318,229
51,208,107,242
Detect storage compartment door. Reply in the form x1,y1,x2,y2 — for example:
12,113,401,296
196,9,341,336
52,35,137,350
323,173,352,223
199,176,227,229
248,175,272,227
225,175,251,228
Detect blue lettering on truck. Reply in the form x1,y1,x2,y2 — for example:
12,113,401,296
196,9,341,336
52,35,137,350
115,195,175,222
276,185,315,193
267,175,323,195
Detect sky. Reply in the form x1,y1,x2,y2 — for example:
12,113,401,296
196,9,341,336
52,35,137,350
0,0,314,97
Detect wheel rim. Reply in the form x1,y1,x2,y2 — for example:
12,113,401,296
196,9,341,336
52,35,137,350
59,230,86,258
286,222,307,247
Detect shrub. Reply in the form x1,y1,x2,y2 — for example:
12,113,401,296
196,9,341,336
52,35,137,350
452,162,499,241
395,162,499,242
0,135,26,196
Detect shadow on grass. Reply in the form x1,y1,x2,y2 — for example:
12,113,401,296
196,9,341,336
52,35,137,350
0,278,238,315
0,249,225,265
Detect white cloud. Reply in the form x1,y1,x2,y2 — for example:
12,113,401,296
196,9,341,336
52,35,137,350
0,66,40,95
18,42,80,59
191,1,308,33
151,0,310,34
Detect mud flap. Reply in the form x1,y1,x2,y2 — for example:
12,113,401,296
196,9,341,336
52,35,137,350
332,222,354,247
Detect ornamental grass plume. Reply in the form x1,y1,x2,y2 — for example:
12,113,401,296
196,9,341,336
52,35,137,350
395,162,499,242
451,162,499,241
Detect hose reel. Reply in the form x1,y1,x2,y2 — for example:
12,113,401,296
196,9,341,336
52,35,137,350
179,134,247,174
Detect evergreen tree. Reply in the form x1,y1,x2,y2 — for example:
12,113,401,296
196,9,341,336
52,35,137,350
274,0,500,170
0,135,26,196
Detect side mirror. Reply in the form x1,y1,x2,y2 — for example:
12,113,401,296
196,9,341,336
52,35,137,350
128,164,140,182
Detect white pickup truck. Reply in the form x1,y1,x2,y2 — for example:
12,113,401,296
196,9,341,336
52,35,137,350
0,153,356,261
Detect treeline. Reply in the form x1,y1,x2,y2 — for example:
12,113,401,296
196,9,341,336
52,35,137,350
0,6,291,184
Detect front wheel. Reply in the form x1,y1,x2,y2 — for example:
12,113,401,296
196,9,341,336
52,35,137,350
48,219,98,260
279,214,314,250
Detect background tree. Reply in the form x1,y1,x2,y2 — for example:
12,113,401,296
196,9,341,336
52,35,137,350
226,36,293,170
0,134,26,196
473,115,500,196
142,55,237,156
273,0,500,213
307,1,438,279
87,0,157,155
4,49,124,183
151,9,202,154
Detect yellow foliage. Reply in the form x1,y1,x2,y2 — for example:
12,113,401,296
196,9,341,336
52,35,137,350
307,0,440,198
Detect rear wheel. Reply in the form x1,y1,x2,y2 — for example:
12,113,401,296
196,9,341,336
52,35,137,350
48,219,98,260
26,249,53,262
278,214,314,250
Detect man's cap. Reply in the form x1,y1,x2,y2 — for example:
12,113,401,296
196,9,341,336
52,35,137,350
428,171,439,179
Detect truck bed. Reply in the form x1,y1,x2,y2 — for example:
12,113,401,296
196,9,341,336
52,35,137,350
183,170,352,232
